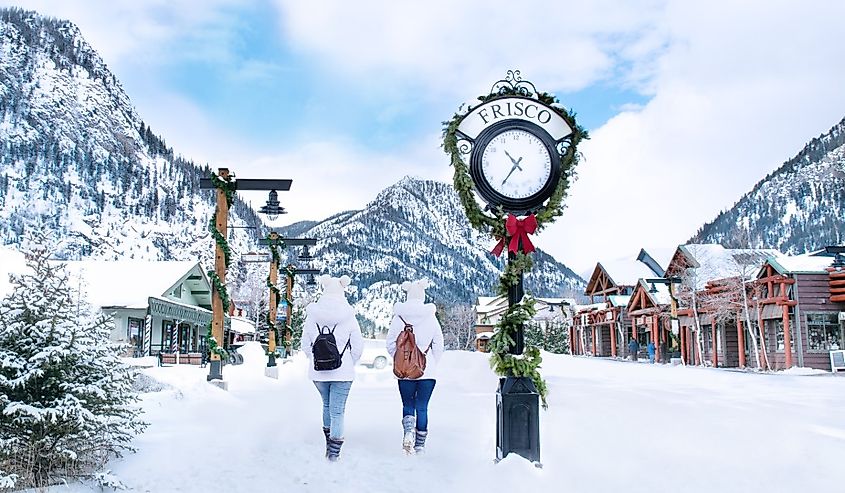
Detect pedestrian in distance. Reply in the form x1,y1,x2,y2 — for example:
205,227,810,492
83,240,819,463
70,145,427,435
647,340,656,364
301,275,364,462
386,279,444,455
628,338,639,362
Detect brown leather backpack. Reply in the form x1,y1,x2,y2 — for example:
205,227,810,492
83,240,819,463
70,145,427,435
393,316,432,379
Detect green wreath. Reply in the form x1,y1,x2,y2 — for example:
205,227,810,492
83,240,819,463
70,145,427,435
442,75,588,408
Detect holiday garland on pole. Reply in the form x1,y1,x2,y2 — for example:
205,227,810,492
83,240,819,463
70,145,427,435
442,84,588,408
205,171,237,360
266,235,286,356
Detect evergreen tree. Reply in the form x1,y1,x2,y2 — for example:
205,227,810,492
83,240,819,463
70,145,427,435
0,235,147,489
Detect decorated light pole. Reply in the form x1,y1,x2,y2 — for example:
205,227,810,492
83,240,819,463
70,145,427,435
443,71,587,464
200,170,292,386
257,235,318,375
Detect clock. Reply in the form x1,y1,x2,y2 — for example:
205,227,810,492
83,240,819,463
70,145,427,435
469,120,560,214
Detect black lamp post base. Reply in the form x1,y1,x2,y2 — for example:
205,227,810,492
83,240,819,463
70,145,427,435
206,360,223,381
496,376,540,464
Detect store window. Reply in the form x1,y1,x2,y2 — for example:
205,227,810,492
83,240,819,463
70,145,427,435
127,318,143,354
806,313,840,352
768,317,796,352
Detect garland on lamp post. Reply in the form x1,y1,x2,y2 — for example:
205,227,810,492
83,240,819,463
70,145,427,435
206,171,236,354
442,86,587,408
265,236,286,356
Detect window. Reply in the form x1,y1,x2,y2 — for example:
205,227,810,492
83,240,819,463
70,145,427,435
768,317,796,352
806,313,841,352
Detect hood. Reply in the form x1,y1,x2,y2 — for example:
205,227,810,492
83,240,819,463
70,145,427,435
393,300,436,319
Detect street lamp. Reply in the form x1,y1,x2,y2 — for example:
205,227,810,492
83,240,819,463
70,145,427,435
199,170,292,386
259,190,286,221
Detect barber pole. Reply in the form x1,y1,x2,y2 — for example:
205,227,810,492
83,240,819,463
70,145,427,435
143,313,152,356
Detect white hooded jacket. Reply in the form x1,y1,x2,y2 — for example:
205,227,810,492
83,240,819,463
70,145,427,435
386,299,444,380
301,291,364,382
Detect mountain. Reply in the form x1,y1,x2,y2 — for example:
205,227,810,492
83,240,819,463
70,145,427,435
0,8,262,262
691,117,845,251
0,8,583,332
276,177,585,331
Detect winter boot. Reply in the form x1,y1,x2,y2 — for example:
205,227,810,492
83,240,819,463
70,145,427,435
322,427,331,458
414,430,428,454
402,415,416,454
326,437,344,462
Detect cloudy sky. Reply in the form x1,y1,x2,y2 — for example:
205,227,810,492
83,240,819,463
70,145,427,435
5,0,845,275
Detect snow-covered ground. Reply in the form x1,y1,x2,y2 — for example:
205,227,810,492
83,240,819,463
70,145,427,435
45,343,845,492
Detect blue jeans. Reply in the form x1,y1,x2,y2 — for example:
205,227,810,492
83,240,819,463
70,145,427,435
313,381,352,439
398,379,436,431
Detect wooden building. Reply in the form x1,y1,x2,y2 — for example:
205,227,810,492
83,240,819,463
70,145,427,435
574,249,666,358
666,244,783,368
752,247,845,371
626,279,673,362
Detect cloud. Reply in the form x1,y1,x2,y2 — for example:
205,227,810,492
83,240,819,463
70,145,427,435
271,0,667,97
232,134,452,226
0,0,255,66
538,0,845,273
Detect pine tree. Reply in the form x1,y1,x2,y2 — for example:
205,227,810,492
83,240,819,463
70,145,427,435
0,235,147,489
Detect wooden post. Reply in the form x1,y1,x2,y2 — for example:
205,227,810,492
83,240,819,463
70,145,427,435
610,319,617,358
680,326,686,364
782,282,793,368
737,316,746,368
210,168,229,375
285,265,294,347
652,316,659,363
569,326,575,355
591,326,597,356
267,232,279,366
711,316,718,367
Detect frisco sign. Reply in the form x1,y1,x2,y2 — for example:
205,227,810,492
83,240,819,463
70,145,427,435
457,96,573,141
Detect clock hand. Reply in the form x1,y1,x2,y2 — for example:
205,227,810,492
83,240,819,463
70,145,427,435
501,157,525,186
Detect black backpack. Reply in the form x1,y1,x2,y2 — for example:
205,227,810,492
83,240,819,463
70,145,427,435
312,324,350,371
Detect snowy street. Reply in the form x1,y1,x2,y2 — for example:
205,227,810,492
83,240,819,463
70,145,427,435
79,343,845,493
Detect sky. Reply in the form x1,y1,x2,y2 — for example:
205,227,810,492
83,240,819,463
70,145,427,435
4,0,845,275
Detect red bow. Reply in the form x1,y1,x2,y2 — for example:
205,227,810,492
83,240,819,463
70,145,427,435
491,214,537,257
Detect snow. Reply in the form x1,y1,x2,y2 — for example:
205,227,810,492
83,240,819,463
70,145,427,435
32,342,845,492
599,257,657,287
63,260,198,308
769,253,840,274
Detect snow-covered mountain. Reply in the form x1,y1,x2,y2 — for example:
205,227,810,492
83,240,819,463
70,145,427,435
0,8,584,332
277,177,585,331
0,8,263,263
691,117,845,250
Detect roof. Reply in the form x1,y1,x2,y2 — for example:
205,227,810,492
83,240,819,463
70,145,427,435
670,244,781,290
764,253,841,275
230,316,256,334
64,259,202,309
607,295,632,307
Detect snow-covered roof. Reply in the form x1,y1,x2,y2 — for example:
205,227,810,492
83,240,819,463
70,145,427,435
64,259,200,308
675,244,781,290
601,258,657,287
607,295,631,307
765,253,840,274
476,331,494,340
230,316,256,334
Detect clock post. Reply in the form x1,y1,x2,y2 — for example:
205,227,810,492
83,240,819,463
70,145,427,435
443,70,587,466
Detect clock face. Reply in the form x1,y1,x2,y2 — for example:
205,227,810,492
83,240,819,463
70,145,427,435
480,129,552,200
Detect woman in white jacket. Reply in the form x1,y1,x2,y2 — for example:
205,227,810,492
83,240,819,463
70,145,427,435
386,280,444,454
301,275,363,461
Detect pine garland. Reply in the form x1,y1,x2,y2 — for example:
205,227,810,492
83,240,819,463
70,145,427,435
205,323,228,360
442,83,588,409
206,171,236,354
